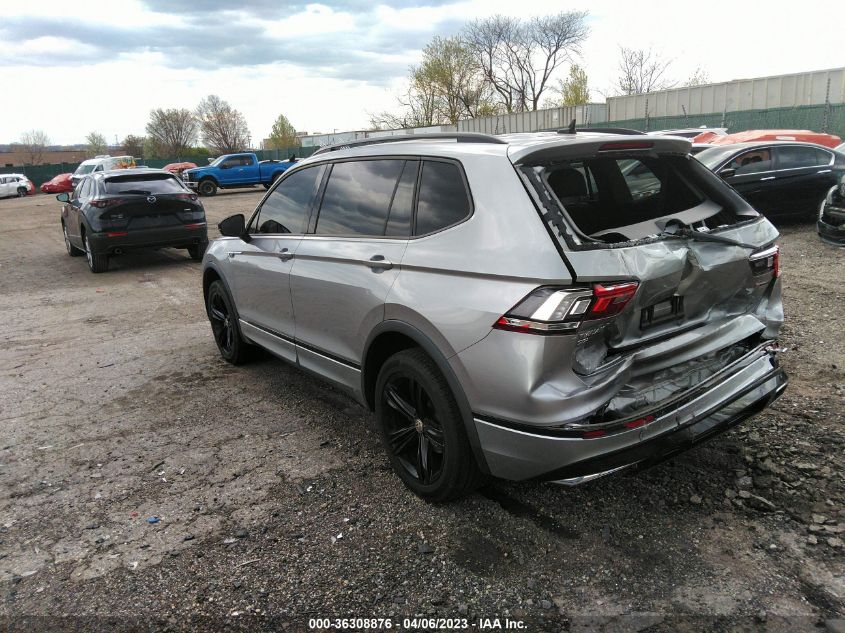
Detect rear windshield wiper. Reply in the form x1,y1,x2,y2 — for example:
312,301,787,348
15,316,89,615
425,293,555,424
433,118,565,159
659,220,757,249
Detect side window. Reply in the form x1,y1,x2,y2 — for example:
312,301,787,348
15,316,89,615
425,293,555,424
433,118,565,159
776,146,831,169
731,149,773,175
415,160,471,236
385,161,418,237
80,179,92,199
315,160,405,236
242,155,255,166
251,166,323,234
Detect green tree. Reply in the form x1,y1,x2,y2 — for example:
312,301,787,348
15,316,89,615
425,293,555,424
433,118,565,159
267,114,298,150
558,65,590,105
86,131,108,156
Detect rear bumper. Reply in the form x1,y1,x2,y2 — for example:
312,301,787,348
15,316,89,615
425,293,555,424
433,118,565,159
473,343,787,482
88,225,208,254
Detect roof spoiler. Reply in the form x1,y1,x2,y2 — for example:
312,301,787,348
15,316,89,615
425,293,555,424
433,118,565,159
557,120,647,136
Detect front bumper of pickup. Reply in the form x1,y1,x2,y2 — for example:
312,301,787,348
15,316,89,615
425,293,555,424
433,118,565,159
473,343,787,482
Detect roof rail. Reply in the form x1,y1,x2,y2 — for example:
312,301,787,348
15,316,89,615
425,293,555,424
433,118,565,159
557,126,646,136
312,132,507,155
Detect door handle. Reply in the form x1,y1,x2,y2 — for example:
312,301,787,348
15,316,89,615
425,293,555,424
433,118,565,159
759,176,776,181
817,169,832,174
278,248,293,262
366,255,393,270
227,251,243,258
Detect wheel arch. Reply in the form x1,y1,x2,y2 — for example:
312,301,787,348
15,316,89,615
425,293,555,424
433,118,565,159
362,320,490,474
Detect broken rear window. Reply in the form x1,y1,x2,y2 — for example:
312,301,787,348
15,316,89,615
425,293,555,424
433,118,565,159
528,154,752,247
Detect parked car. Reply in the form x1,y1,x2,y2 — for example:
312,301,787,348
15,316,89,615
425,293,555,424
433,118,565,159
696,141,845,219
72,155,136,186
163,161,197,176
652,127,727,139
695,129,842,148
41,173,74,194
182,153,295,196
58,168,207,273
201,132,786,500
0,174,34,198
818,174,845,246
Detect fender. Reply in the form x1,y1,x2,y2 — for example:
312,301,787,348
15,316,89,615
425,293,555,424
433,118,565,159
362,320,490,475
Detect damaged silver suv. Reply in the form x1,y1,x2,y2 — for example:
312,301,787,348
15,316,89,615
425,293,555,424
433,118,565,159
203,131,787,501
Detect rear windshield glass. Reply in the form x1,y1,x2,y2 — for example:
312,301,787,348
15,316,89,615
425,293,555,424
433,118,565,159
530,153,750,246
103,175,186,194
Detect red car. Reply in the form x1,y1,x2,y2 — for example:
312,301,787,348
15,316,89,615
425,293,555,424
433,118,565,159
163,162,197,176
40,173,74,194
694,129,842,148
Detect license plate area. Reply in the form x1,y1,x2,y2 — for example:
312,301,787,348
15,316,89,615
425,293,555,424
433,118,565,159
641,296,684,329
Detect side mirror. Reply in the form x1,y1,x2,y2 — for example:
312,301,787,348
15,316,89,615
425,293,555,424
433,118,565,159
218,214,248,239
56,193,70,202
719,168,736,179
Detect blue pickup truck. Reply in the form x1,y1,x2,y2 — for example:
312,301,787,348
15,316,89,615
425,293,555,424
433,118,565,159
182,153,296,196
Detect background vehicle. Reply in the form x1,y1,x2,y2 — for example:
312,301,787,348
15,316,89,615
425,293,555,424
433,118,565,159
695,129,842,148
818,174,845,245
182,153,294,196
0,174,34,198
696,141,845,219
652,127,727,139
40,173,74,194
71,155,136,186
58,168,207,273
202,132,786,501
163,161,197,176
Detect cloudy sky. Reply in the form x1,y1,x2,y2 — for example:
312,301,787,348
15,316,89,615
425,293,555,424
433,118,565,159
1,0,843,145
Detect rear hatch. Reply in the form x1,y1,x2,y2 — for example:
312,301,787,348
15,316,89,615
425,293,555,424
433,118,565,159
511,135,783,419
99,173,205,231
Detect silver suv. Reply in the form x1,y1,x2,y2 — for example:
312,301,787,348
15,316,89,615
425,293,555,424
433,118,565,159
202,131,787,500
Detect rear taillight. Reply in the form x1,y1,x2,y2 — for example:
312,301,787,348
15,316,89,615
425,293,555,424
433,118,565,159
90,198,123,209
493,282,639,335
749,245,780,278
176,193,198,202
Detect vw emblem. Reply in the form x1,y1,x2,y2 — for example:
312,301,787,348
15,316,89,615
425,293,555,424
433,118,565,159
146,195,157,204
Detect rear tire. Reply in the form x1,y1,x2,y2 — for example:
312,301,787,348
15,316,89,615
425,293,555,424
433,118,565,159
83,232,108,273
187,241,208,261
17,187,27,197
375,348,482,501
198,179,217,197
63,223,83,257
206,280,253,365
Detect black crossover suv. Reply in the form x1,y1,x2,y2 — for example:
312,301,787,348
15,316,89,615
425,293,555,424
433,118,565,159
58,168,208,273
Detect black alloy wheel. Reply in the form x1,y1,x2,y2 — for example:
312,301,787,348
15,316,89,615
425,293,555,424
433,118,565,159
383,375,446,486
375,349,482,501
206,280,251,364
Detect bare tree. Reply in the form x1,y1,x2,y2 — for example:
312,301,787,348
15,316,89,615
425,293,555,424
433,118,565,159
122,134,145,157
145,108,197,159
19,130,51,165
464,11,589,112
86,131,109,156
684,67,711,87
195,95,251,154
615,47,676,95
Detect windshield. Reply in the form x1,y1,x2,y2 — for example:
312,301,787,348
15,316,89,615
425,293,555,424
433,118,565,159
208,156,225,167
74,163,96,176
695,147,739,170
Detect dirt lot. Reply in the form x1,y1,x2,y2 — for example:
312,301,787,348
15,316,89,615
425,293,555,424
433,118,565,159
0,189,842,632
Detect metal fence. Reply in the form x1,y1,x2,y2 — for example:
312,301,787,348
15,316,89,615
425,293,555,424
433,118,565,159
596,103,845,139
11,145,314,186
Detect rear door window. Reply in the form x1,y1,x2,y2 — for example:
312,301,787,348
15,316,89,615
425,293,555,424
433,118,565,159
775,146,832,169
385,160,418,237
314,160,405,236
251,165,323,234
415,160,471,236
728,149,773,175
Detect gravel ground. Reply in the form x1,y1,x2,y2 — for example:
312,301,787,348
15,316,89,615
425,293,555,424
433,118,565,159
0,189,842,632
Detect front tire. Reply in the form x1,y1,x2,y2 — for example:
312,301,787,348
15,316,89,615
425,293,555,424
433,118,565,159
206,280,253,364
17,187,27,197
83,232,108,273
375,348,482,501
198,179,217,197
